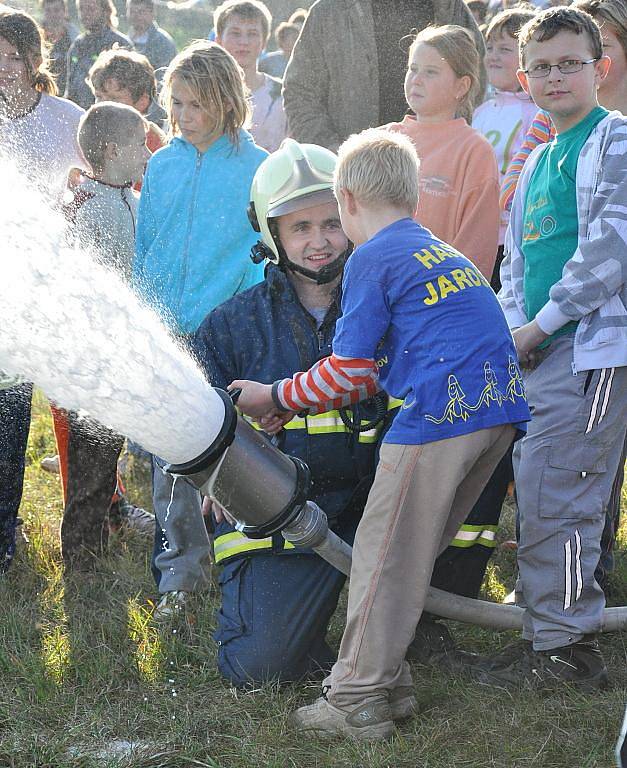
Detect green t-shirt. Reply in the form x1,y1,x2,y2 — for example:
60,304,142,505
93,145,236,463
522,106,608,345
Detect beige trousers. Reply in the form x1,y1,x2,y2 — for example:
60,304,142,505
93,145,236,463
325,424,516,706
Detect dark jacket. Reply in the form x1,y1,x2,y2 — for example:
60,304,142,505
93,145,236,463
48,23,79,96
65,28,133,108
132,22,177,77
283,0,486,150
192,265,384,563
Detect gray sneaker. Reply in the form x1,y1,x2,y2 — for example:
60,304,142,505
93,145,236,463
406,614,455,663
289,695,394,740
40,455,60,474
153,591,188,621
121,504,155,536
389,686,417,720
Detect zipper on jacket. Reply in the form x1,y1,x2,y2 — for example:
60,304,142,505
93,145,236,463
572,362,578,376
120,188,136,239
176,151,203,317
316,329,325,354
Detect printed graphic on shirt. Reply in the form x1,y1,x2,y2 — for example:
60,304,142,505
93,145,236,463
505,356,525,402
522,194,550,243
419,175,454,199
484,120,523,175
424,357,526,425
414,242,491,304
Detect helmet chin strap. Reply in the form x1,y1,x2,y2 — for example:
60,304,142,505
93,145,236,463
281,247,351,286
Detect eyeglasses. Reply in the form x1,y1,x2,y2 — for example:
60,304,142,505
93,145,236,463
522,58,600,78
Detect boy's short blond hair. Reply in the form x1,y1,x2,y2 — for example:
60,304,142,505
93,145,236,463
214,0,272,42
78,102,146,173
335,129,420,214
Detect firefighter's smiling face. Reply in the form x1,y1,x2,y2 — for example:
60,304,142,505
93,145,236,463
275,201,348,275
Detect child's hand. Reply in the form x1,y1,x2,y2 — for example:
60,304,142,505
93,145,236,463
202,495,236,525
512,320,549,367
259,411,295,435
228,380,276,420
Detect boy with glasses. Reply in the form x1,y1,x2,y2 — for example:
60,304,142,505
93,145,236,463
480,6,627,690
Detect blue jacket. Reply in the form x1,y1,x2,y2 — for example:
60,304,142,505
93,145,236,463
134,131,267,334
192,265,385,564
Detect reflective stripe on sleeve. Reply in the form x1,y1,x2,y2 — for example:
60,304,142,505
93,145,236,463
449,524,498,549
241,410,379,443
213,531,295,564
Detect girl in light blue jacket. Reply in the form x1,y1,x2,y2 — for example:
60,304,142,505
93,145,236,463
134,40,268,336
133,42,267,609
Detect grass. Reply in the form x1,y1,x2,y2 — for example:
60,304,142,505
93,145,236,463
0,389,625,768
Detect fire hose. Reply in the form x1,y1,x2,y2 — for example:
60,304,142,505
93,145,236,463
166,389,627,633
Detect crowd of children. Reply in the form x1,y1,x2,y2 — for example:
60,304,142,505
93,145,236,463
0,0,625,751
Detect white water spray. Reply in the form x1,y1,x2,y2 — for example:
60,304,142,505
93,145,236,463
0,161,223,464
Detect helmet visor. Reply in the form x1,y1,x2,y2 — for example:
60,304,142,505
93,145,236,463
267,187,337,219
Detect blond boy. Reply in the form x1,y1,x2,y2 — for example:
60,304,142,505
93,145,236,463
233,129,530,739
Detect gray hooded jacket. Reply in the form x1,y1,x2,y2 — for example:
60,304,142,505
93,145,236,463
500,111,627,373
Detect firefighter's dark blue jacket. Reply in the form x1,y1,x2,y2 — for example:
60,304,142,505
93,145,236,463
192,264,385,565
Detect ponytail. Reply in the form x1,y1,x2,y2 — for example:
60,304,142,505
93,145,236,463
33,68,58,96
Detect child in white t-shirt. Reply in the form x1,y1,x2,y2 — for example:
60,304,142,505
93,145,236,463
472,6,538,289
214,0,288,152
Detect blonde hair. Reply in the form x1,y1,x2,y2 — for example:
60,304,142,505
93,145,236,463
161,40,251,147
409,25,480,124
78,101,146,173
0,10,57,95
335,128,420,214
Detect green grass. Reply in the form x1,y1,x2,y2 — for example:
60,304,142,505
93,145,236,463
1,389,625,767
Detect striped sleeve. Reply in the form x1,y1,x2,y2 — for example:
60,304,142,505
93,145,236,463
274,354,379,413
500,110,554,212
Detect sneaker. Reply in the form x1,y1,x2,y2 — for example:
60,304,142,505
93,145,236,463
153,591,188,621
115,496,155,536
40,455,60,474
473,637,609,691
289,695,394,740
389,686,417,720
120,504,155,536
406,613,455,664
